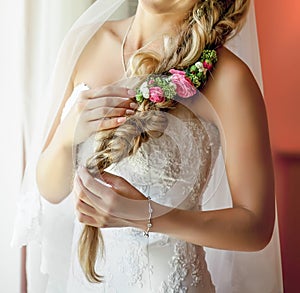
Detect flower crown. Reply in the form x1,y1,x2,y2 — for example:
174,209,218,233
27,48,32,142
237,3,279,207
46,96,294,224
135,49,218,104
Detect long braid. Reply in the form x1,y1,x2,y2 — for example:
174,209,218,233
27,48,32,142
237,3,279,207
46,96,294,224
79,109,169,283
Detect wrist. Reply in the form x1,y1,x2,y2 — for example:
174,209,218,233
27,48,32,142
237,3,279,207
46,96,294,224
151,206,181,235
130,197,153,233
132,201,181,236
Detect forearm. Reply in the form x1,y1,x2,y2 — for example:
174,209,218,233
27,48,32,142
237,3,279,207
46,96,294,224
36,125,74,203
77,168,273,252
137,205,273,252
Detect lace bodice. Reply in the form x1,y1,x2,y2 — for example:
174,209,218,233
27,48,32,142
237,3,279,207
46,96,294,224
77,114,220,211
63,83,221,292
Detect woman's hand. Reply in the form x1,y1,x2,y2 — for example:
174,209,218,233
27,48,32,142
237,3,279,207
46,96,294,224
59,86,138,147
73,167,150,228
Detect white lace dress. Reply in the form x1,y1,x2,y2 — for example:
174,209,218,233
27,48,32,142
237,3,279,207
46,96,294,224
41,83,222,293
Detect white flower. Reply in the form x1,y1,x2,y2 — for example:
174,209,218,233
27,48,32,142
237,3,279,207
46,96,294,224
195,61,205,72
140,82,149,99
167,77,177,89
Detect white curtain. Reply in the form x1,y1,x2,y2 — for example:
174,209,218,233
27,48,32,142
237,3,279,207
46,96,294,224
0,1,23,292
22,0,95,157
0,1,95,292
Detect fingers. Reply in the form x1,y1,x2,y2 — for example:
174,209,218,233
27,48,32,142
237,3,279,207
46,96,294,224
88,116,127,131
75,174,103,203
75,170,116,215
74,176,107,226
84,102,137,131
86,107,135,121
76,168,154,222
78,93,138,132
76,199,97,217
82,86,135,100
85,97,138,111
78,86,137,110
101,171,146,200
74,176,108,227
99,171,121,187
77,167,114,202
75,86,138,133
77,212,98,227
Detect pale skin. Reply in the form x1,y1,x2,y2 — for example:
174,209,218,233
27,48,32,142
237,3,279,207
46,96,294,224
37,0,275,252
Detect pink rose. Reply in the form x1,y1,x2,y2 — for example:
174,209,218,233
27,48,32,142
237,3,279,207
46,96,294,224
169,69,186,76
149,87,165,103
203,60,213,70
169,69,197,98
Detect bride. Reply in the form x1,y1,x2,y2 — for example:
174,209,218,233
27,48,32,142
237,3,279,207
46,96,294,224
15,0,283,292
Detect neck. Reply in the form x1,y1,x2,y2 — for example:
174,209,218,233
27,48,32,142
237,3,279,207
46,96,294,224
127,4,187,51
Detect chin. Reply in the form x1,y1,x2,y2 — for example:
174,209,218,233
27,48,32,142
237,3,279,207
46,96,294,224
139,0,171,14
139,0,197,15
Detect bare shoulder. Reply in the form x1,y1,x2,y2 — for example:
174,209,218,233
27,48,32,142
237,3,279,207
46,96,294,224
94,17,131,41
199,46,266,125
215,46,251,76
78,18,128,53
209,46,263,105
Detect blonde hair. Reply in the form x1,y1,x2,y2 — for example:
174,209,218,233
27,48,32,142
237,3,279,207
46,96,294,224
79,0,250,283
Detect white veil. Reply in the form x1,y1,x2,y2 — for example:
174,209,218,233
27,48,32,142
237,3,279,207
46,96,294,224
202,2,283,292
12,0,283,292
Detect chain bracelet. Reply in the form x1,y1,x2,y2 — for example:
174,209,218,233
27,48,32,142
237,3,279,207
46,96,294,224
143,196,153,238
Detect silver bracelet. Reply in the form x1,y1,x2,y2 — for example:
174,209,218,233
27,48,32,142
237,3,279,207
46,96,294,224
143,196,153,238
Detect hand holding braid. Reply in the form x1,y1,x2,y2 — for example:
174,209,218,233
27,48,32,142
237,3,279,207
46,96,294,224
79,105,170,283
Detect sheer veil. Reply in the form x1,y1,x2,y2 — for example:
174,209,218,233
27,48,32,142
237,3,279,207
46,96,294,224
12,0,283,292
203,2,283,292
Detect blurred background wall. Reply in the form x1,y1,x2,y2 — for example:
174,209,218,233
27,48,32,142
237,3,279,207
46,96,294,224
255,0,300,292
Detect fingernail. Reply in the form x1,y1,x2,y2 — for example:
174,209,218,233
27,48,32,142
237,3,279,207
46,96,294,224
126,109,135,115
127,89,136,96
117,117,126,123
94,177,112,188
130,102,138,109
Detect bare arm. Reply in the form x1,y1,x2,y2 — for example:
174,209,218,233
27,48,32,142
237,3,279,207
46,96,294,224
36,84,135,203
36,79,75,203
148,49,275,251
